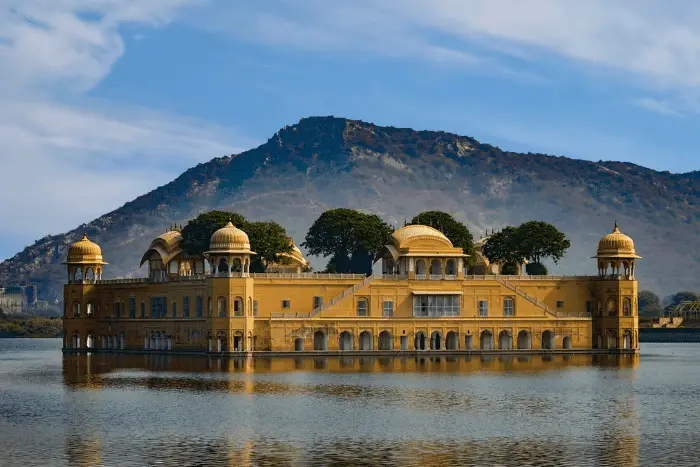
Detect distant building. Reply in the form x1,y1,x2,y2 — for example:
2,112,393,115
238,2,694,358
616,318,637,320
0,284,46,314
62,222,640,353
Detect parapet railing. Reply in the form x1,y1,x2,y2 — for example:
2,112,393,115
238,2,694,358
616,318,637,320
251,273,366,280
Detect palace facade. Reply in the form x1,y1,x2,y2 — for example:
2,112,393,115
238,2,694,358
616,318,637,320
62,222,640,354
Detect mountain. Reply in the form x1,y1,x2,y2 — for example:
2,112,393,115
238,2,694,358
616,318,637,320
1,116,698,305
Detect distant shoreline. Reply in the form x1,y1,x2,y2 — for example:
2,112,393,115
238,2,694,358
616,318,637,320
0,317,62,339
639,328,700,343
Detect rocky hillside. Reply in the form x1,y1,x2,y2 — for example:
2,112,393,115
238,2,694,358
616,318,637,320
1,116,698,303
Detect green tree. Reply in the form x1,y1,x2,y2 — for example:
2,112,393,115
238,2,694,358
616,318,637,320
245,221,294,272
410,211,474,258
482,226,522,265
500,262,520,275
181,211,247,255
525,262,548,275
302,208,392,275
516,221,571,266
638,290,662,316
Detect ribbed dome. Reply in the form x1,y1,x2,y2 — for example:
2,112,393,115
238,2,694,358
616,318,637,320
207,222,254,254
391,225,452,248
596,223,640,258
66,233,107,264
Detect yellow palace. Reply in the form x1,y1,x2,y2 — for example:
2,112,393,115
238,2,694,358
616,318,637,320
62,222,640,354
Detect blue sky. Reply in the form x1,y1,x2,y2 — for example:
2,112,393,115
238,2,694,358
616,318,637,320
2,0,700,261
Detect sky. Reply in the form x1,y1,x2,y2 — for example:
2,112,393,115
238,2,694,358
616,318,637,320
2,0,700,261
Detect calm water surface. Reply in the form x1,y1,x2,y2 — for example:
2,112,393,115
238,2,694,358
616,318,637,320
1,340,700,466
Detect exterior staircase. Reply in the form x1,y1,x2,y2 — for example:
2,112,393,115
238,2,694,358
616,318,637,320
493,276,560,318
310,275,374,317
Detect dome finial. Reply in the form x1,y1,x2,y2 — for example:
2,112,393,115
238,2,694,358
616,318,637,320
82,232,87,239
613,220,619,232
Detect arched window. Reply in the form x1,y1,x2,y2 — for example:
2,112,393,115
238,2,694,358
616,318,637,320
233,297,243,317
622,298,632,316
218,297,227,317
85,268,94,281
357,298,369,317
445,259,456,276
217,258,228,275
86,302,93,317
430,259,442,278
503,297,515,317
248,297,252,317
339,331,354,351
72,301,80,317
607,298,618,316
415,259,426,277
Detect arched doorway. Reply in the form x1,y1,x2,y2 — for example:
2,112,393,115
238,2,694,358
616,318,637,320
144,335,149,350
378,331,393,350
622,330,632,349
607,330,618,349
480,330,494,350
339,331,354,351
86,333,94,349
563,336,573,350
313,330,328,351
542,330,555,350
72,334,80,349
414,331,427,350
446,331,458,350
294,338,304,351
160,331,166,350
233,332,243,351
464,334,473,350
445,259,456,276
498,330,512,350
517,330,531,350
430,331,442,350
359,331,373,351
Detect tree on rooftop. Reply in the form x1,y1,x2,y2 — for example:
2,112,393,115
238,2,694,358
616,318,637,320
245,221,294,273
482,226,522,266
302,208,392,275
181,211,247,256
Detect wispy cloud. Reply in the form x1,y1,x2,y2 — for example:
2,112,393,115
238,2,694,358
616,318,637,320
195,0,700,107
632,97,684,117
0,0,249,260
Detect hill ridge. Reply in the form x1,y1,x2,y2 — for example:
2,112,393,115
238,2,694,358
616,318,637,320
1,116,698,305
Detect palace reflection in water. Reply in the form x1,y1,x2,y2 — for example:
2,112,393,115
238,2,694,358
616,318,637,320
59,352,642,467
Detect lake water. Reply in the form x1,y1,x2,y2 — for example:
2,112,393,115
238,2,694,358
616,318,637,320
1,340,699,466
